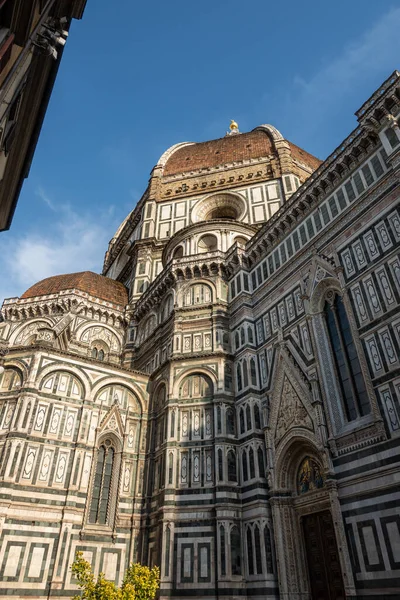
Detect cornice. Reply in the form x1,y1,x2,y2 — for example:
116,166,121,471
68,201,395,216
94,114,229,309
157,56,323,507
246,73,400,264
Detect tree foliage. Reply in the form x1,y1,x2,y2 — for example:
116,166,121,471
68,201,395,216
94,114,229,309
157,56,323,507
71,551,160,600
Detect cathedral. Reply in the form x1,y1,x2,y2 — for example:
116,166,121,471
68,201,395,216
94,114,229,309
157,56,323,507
0,70,400,600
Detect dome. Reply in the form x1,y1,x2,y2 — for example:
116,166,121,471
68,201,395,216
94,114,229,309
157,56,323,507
160,126,322,176
21,272,128,306
163,130,274,176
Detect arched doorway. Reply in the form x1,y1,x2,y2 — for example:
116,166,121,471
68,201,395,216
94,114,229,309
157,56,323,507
270,439,353,600
296,456,345,600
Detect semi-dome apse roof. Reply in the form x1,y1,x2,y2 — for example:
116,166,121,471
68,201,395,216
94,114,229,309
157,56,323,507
21,271,128,306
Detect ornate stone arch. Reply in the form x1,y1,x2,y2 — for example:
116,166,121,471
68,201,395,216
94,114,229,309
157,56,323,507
1,359,28,383
75,322,123,353
177,279,216,307
191,191,247,223
9,318,55,345
273,432,327,491
36,364,90,398
172,367,217,397
91,378,147,414
308,276,343,315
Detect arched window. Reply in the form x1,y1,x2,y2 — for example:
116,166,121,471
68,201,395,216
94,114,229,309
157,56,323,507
247,327,254,344
230,526,241,575
247,528,254,575
218,448,223,481
0,368,22,391
242,451,248,482
217,406,222,434
184,284,212,306
226,407,235,435
91,347,98,359
325,295,370,420
89,442,115,525
239,408,245,434
240,328,245,345
168,452,174,485
254,403,261,429
237,364,242,391
257,447,265,478
41,371,83,399
162,294,174,321
235,331,240,349
243,361,249,387
198,234,218,253
250,358,257,386
227,450,237,482
249,447,255,479
264,526,274,573
170,410,175,438
220,525,226,576
254,525,262,574
246,405,252,430
179,373,213,399
98,349,105,361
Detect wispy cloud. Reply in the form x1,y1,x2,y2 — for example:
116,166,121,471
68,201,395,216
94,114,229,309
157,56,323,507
284,6,400,142
0,189,120,305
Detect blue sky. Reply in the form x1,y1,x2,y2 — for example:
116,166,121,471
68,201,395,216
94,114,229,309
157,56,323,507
0,0,399,303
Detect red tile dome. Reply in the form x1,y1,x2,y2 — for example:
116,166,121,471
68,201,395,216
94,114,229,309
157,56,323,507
21,271,128,306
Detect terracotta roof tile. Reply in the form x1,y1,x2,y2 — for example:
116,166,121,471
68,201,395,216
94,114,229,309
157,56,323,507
163,130,275,176
21,272,128,306
288,141,322,171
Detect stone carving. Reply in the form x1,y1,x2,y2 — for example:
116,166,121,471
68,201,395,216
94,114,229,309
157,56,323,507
80,325,121,352
275,377,313,443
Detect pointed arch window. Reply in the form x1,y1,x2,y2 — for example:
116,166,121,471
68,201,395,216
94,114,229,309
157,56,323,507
217,405,222,434
227,450,237,482
226,407,235,435
325,294,370,421
240,328,245,345
254,525,262,574
218,448,223,481
242,451,248,482
91,347,98,359
98,349,105,361
264,525,274,573
170,410,175,438
9,444,21,478
254,403,261,429
250,358,257,386
237,364,242,391
168,452,174,485
246,405,252,430
164,526,171,577
247,327,254,344
230,526,241,575
22,401,31,429
249,447,255,479
239,407,245,434
243,361,249,387
247,527,254,575
89,440,115,525
257,447,265,478
220,525,226,576
235,332,240,350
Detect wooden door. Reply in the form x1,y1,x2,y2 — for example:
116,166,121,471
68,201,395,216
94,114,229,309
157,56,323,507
302,510,345,600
